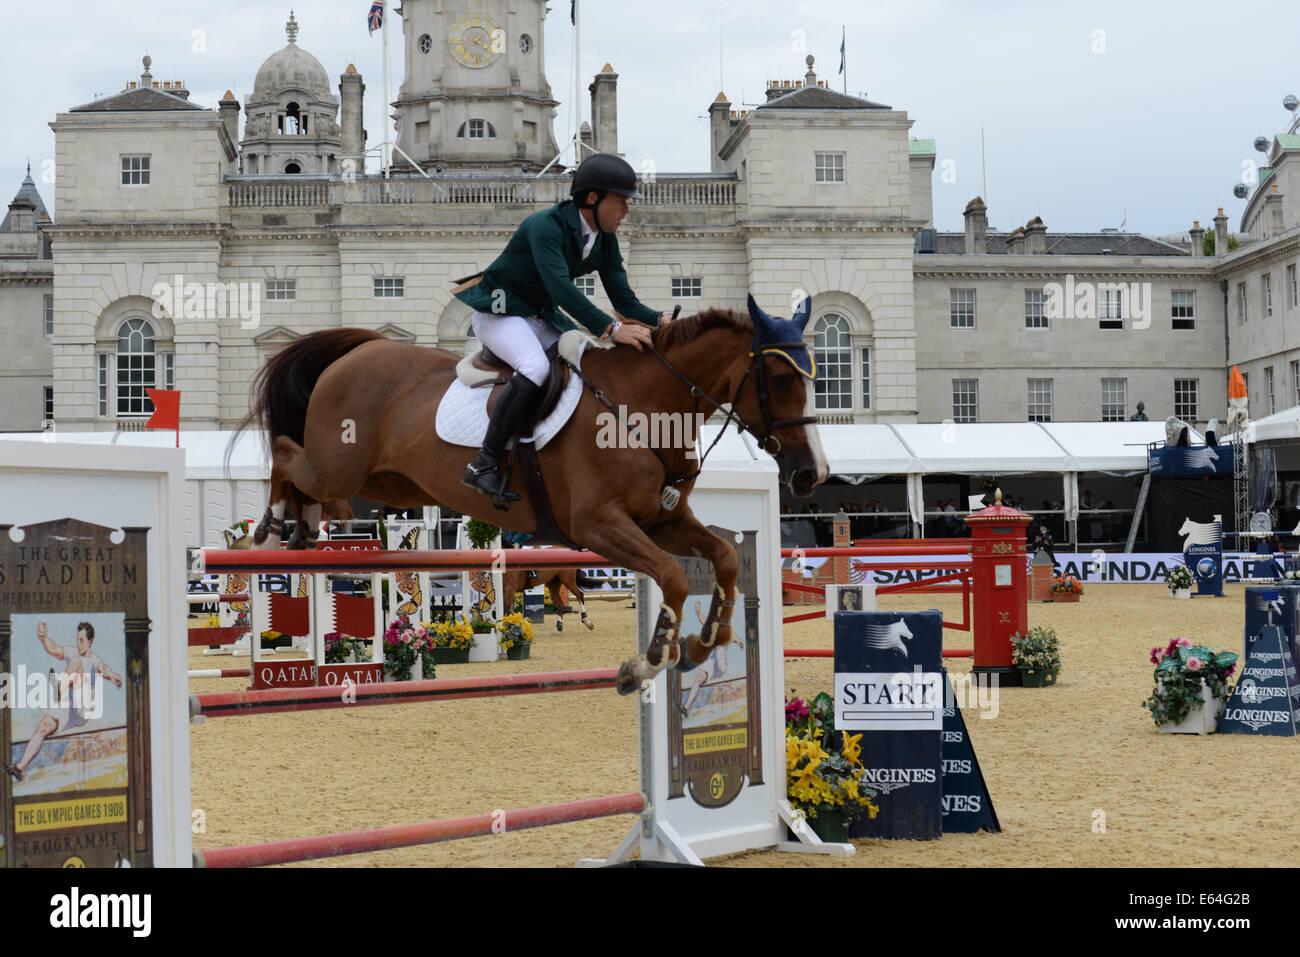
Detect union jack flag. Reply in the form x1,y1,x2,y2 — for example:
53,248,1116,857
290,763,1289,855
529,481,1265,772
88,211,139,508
367,0,384,35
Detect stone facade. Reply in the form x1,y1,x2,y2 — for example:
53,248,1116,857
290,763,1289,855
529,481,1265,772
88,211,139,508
2,6,1293,437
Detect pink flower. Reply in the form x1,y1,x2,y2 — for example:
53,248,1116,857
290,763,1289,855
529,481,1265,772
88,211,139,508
1175,638,1192,647
1187,657,1203,671
1149,647,1163,664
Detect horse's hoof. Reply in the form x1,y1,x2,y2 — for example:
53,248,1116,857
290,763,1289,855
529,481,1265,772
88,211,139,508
583,619,594,631
616,661,640,696
555,620,564,632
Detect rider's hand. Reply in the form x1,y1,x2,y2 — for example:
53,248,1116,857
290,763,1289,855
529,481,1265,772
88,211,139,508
660,311,676,324
612,322,652,352
37,622,46,641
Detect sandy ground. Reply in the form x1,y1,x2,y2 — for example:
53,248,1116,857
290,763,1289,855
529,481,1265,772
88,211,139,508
188,584,1300,867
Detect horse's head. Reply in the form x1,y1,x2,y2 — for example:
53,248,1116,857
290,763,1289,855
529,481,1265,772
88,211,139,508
733,295,829,497
1177,518,1192,536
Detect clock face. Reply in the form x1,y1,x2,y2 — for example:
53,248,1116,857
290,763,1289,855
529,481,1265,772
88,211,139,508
448,14,503,69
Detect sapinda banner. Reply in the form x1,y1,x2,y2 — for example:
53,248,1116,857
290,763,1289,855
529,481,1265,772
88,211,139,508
797,553,1281,585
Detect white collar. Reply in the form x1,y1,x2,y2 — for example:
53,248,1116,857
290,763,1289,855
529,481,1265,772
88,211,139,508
578,211,598,259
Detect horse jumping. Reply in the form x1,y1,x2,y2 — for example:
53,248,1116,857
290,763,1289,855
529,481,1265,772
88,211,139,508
235,298,827,693
501,567,599,631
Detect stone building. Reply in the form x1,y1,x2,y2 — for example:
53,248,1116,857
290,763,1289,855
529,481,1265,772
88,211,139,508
0,0,1279,437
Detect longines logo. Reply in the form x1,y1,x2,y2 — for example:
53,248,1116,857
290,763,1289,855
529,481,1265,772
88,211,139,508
860,767,937,793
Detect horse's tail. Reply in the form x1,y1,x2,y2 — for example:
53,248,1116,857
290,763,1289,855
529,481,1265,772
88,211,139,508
227,328,385,473
573,570,602,590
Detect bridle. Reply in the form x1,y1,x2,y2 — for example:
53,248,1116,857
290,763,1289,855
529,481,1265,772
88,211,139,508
570,329,819,491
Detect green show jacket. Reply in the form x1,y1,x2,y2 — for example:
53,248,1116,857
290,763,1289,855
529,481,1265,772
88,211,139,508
454,199,660,336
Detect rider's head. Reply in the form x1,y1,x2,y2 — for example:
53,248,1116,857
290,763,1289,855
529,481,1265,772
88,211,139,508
571,154,641,235
76,622,95,653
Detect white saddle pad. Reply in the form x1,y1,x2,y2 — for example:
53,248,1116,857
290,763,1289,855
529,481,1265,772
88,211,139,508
435,361,585,450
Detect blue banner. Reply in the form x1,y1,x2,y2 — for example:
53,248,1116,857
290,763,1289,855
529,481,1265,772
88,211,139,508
1217,624,1300,736
1242,585,1300,665
939,671,1000,834
1148,444,1236,476
834,609,942,840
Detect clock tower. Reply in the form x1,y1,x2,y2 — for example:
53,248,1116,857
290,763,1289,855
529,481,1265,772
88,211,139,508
393,0,560,171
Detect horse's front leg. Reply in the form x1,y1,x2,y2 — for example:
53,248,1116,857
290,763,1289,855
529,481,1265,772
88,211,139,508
569,512,691,695
646,509,740,672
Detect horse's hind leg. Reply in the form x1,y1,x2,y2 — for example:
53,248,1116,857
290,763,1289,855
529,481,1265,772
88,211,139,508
646,510,740,672
253,474,288,548
269,435,331,551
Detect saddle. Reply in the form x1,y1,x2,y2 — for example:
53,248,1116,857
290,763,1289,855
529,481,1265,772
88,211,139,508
461,344,572,429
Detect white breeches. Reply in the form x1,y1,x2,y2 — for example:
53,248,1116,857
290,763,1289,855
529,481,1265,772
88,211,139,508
471,312,560,386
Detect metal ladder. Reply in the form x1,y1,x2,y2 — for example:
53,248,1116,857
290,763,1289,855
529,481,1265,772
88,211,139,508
1125,472,1152,553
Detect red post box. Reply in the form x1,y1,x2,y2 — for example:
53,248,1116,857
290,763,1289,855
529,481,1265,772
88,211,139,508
964,489,1031,687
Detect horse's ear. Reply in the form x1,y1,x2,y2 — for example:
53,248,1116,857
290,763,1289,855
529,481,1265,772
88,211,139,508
792,296,812,332
746,294,769,326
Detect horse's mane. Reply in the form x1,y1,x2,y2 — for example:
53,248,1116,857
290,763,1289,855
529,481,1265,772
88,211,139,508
651,307,751,351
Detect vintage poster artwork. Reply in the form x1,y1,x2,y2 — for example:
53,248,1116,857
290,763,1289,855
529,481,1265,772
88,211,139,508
0,518,153,868
6,613,129,798
667,526,765,808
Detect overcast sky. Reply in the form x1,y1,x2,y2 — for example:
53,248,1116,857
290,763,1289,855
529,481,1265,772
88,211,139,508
6,0,1298,234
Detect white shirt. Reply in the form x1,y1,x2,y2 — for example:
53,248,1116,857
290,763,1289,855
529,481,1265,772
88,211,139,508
578,211,598,261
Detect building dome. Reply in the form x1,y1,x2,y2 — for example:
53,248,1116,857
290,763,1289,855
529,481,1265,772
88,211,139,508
253,12,331,100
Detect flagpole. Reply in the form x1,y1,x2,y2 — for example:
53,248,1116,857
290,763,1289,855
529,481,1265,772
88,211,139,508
382,0,391,177
573,0,581,163
842,25,847,94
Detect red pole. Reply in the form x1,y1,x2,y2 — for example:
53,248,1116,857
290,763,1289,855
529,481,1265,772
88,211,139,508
191,668,619,718
781,546,971,558
194,792,647,867
783,648,973,658
200,547,612,575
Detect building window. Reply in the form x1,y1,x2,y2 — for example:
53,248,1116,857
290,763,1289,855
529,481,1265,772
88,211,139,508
1171,290,1195,330
1292,359,1300,408
165,351,174,391
1174,378,1198,421
860,347,872,411
116,317,156,416
43,386,53,423
812,313,852,411
574,275,596,296
671,277,702,297
519,34,533,54
265,279,296,301
1024,288,1048,329
98,354,108,416
950,289,975,329
121,155,150,186
1264,273,1274,318
1098,287,1124,329
952,379,977,423
419,33,432,54
373,277,404,298
458,119,497,139
1027,378,1053,422
1290,264,1297,309
43,294,53,335
1266,366,1276,415
1239,282,1248,323
1101,378,1127,422
813,152,845,183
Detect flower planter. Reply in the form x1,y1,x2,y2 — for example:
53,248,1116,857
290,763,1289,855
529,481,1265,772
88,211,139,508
505,642,531,660
809,806,850,844
1158,684,1224,734
1051,592,1081,603
1018,666,1058,687
1171,588,1192,600
430,647,470,665
468,628,498,663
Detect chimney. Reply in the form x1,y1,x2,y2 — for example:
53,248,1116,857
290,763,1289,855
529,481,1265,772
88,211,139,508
6,196,35,233
1264,183,1285,236
218,90,240,148
579,121,594,155
1213,207,1229,257
963,196,987,254
1024,216,1047,254
1006,226,1026,254
589,63,619,155
1188,220,1204,258
339,65,366,174
709,92,731,172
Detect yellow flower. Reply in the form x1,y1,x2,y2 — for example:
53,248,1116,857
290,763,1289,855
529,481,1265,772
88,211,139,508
840,731,862,766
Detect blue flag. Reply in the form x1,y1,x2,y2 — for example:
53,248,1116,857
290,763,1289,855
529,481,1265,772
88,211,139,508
367,0,384,35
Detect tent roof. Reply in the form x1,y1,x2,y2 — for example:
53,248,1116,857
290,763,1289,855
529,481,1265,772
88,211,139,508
0,430,268,479
1246,405,1300,443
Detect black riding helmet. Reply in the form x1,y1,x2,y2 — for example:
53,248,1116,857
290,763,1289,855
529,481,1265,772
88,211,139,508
571,153,642,236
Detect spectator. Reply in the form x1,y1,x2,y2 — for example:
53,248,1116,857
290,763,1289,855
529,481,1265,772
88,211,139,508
1032,524,1057,563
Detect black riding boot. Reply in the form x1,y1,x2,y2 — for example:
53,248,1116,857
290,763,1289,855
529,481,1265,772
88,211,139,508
462,372,543,506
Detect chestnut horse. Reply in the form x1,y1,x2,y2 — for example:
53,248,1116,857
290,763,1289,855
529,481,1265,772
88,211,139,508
501,567,599,632
235,299,827,693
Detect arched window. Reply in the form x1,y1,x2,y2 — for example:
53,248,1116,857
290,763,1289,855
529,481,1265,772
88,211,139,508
284,102,301,135
284,162,301,174
464,322,479,357
457,119,496,139
116,317,156,415
812,313,852,411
